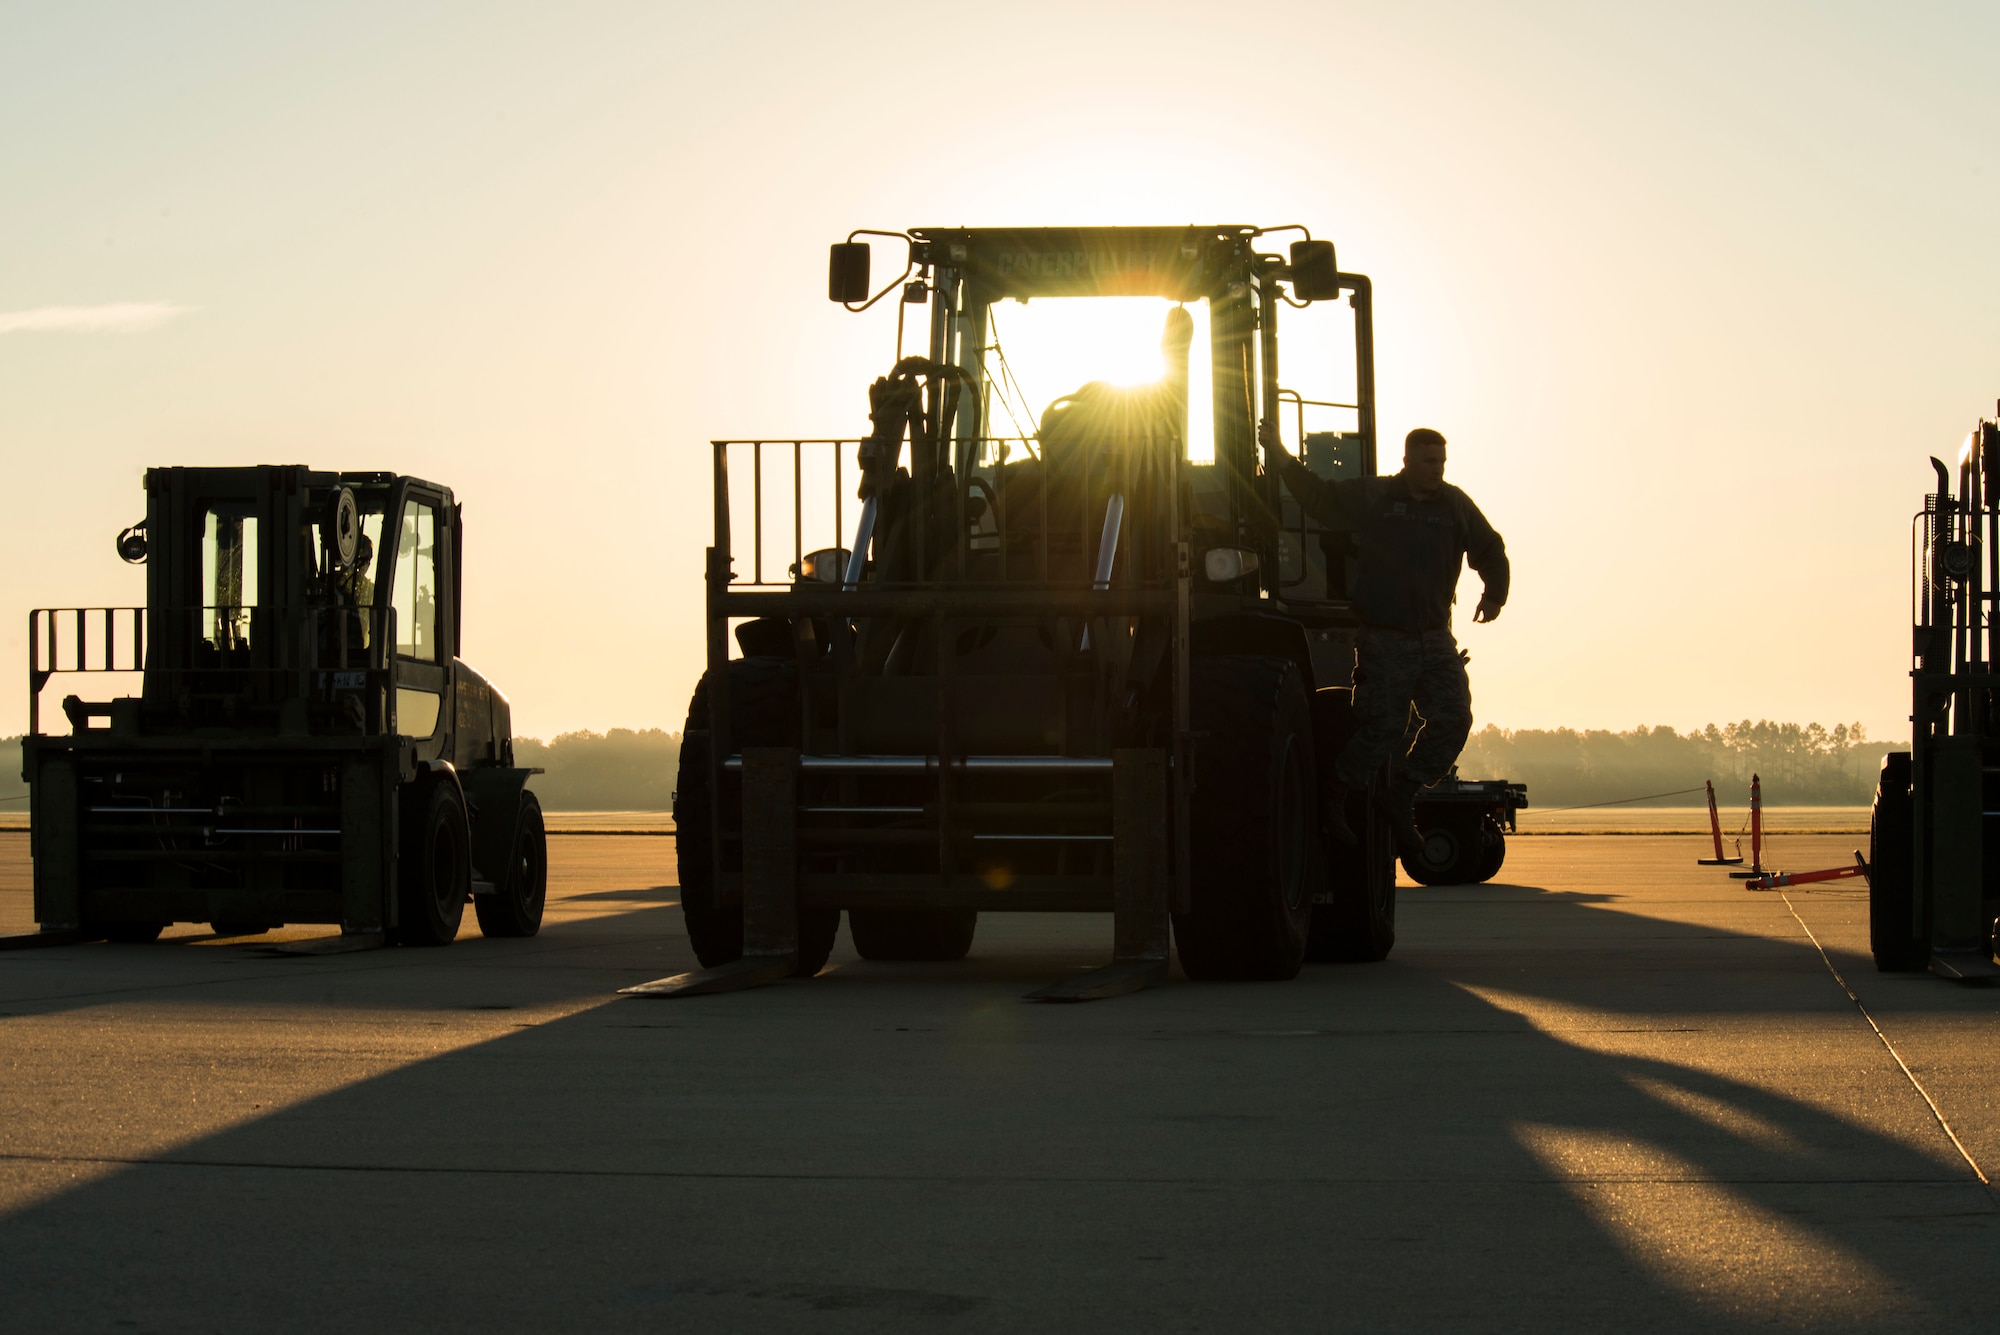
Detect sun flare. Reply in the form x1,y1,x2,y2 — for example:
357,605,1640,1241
984,297,1216,461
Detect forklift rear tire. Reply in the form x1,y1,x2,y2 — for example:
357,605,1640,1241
1868,751,1926,972
674,658,839,977
474,791,548,938
1175,655,1315,980
101,922,167,944
398,780,470,947
848,909,978,962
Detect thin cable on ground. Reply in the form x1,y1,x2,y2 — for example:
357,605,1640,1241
1779,891,1992,1192
1532,786,1706,814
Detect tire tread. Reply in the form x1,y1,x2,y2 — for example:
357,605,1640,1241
1174,654,1315,981
674,657,838,977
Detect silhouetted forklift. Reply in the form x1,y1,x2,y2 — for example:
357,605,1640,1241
636,225,1525,1002
1871,410,2000,979
13,467,545,948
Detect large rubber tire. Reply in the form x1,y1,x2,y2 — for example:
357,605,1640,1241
1174,655,1316,981
474,791,548,938
1399,814,1505,885
1306,780,1397,963
1400,814,1484,885
674,657,839,978
101,921,167,944
1869,751,1926,972
398,780,470,947
849,909,978,961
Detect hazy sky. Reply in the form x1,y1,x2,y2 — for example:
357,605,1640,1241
4,1,1996,743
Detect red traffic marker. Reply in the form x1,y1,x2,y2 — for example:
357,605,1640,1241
1698,779,1744,866
1746,851,1869,892
1728,774,1770,879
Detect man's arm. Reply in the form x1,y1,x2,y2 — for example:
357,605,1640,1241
1259,420,1358,527
1460,493,1509,623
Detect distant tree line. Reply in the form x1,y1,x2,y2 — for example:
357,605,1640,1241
513,728,681,811
0,737,21,808
0,732,684,813
0,721,1900,814
1456,721,1902,808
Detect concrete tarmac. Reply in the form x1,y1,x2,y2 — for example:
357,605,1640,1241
1,829,1997,1333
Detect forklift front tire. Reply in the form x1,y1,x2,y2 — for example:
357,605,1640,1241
673,660,839,977
1868,751,1925,972
398,780,470,947
1175,654,1316,981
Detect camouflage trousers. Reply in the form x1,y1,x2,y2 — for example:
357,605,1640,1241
1335,627,1473,789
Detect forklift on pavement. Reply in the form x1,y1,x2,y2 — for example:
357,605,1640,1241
1871,407,2000,979
14,466,545,948
634,224,1526,1001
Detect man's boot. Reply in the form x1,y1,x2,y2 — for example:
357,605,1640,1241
1322,782,1357,846
1386,775,1425,858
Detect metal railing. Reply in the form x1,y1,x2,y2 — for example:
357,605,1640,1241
28,604,396,735
711,435,1181,597
29,607,145,735
1272,389,1364,595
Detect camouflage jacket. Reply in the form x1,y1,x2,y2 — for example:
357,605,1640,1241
1276,455,1510,632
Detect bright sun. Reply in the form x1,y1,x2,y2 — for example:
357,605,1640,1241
984,297,1216,461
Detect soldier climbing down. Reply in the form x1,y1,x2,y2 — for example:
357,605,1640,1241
1262,421,1510,853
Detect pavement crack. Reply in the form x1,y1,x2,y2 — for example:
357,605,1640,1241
1780,890,1994,1197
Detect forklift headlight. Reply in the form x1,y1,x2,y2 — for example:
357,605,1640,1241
793,547,849,584
1203,547,1261,583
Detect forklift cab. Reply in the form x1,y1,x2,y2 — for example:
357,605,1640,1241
132,466,462,751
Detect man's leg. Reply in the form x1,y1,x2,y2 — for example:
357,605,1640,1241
1405,631,1474,787
1335,631,1421,786
1328,631,1420,843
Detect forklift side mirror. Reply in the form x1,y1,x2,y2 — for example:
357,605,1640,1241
1289,240,1341,300
829,242,871,303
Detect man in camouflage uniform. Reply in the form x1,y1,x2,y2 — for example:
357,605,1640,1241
1263,423,1510,851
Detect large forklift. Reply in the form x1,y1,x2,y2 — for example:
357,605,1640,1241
1871,408,2000,979
635,225,1517,1001
14,467,546,947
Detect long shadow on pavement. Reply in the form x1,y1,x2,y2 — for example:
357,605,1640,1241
1,880,1997,1333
